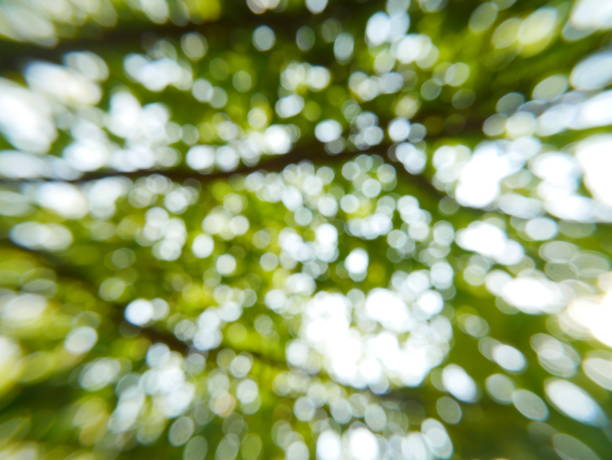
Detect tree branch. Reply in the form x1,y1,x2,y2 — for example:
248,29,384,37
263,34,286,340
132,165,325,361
0,1,373,72
1,237,440,407
0,136,461,204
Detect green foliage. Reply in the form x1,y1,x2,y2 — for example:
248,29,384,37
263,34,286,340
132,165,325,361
0,0,611,459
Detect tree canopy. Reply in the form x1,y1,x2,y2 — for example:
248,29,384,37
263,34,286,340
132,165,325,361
0,0,611,459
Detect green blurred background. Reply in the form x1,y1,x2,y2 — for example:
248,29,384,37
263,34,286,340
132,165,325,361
0,0,611,459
